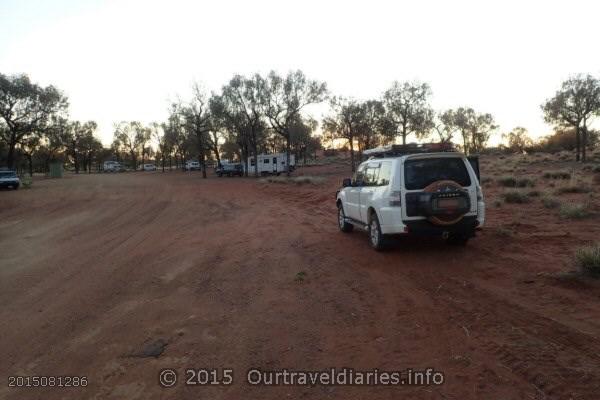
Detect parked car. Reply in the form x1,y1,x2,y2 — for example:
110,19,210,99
0,170,20,189
336,143,484,250
143,164,157,171
184,161,201,171
103,161,125,172
215,162,243,177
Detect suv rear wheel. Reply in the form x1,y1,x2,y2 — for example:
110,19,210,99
338,205,353,232
369,213,388,251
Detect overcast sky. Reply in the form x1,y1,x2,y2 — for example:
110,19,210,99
1,0,599,146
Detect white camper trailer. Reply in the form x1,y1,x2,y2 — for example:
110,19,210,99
246,153,296,175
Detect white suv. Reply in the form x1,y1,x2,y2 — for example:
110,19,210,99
336,144,485,250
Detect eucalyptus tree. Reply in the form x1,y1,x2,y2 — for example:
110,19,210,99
151,122,170,172
542,74,600,162
453,107,497,154
0,73,68,168
222,74,267,177
210,93,251,174
114,121,144,169
322,97,366,172
78,129,103,173
180,84,211,178
357,99,393,154
432,110,460,143
383,81,434,145
262,70,327,176
67,121,98,173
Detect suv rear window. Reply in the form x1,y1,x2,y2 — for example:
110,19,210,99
404,158,471,190
0,171,17,178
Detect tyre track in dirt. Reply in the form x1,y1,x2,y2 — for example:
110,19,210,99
265,179,600,399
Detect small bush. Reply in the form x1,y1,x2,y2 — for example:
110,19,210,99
559,203,590,219
497,176,516,187
556,184,592,194
20,176,33,189
527,190,540,197
497,176,535,188
495,226,514,237
541,196,561,209
574,244,600,276
593,165,600,173
502,190,530,204
493,199,502,208
543,171,571,180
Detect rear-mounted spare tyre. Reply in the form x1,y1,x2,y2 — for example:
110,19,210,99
421,180,471,226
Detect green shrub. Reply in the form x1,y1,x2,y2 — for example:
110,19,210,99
541,196,561,209
543,171,571,179
556,184,592,194
20,176,33,189
495,226,514,237
559,203,590,219
497,176,535,188
497,176,517,187
502,190,530,204
574,244,600,276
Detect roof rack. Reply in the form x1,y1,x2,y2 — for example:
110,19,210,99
362,142,457,158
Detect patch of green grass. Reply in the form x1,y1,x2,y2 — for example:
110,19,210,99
559,203,591,219
574,244,600,277
261,176,325,185
543,171,571,180
501,190,530,204
294,271,307,282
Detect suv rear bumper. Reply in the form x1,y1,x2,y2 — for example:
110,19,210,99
381,216,479,237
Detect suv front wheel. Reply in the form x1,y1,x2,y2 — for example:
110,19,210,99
369,213,388,251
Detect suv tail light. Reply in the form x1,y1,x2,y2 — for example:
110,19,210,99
476,186,483,201
389,191,402,206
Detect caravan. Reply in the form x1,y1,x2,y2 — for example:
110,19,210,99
246,153,295,175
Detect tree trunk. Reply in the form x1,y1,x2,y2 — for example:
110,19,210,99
349,135,355,172
27,154,33,177
253,141,259,178
162,155,165,172
7,136,17,169
286,134,291,177
575,125,581,162
582,118,587,162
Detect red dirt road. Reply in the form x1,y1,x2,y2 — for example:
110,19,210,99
1,167,600,399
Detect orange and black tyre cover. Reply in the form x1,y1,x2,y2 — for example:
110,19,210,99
423,180,466,226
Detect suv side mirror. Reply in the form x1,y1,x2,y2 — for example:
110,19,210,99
342,178,352,187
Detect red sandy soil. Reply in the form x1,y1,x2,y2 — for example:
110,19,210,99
1,156,600,399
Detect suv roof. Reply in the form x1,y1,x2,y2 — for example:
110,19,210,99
363,143,457,159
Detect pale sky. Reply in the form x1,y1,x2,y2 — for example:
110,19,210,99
1,0,599,146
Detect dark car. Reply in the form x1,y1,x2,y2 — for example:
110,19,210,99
215,162,243,177
0,170,20,189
